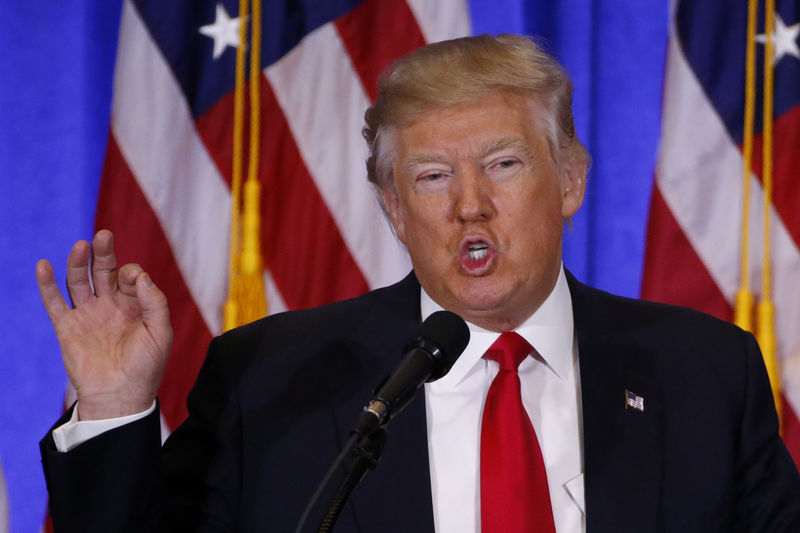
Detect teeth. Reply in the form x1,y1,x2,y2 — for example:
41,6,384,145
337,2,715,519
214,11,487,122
467,243,488,261
469,249,487,261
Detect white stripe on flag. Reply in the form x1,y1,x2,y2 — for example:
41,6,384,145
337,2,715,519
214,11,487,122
657,16,800,416
406,0,472,43
265,270,288,315
266,23,412,290
113,0,231,335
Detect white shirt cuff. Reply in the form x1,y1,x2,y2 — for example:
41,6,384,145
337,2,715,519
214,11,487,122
52,400,157,452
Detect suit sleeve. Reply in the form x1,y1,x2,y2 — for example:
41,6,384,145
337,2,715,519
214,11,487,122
159,335,244,532
40,403,164,533
39,335,245,533
733,332,800,532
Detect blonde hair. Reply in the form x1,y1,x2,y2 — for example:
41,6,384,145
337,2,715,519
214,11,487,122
363,34,587,189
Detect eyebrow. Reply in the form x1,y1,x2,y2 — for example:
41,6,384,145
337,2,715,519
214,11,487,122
478,136,533,159
401,154,450,176
400,136,535,175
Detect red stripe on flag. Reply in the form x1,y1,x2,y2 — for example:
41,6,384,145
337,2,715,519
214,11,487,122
642,185,800,464
335,0,427,101
782,395,800,471
194,77,370,310
95,133,213,428
749,103,800,251
641,183,732,321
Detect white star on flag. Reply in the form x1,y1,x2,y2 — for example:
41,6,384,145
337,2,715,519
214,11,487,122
199,3,243,60
755,13,800,65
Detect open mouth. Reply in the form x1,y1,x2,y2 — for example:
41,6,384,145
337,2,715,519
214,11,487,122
459,237,496,275
467,242,489,261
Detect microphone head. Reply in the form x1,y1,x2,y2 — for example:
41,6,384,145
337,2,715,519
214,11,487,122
417,310,470,381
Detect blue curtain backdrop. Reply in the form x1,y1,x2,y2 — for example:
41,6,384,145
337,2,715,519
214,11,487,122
0,2,121,532
0,1,667,531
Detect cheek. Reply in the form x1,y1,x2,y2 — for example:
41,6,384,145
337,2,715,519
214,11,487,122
393,201,441,250
401,204,455,263
506,185,563,246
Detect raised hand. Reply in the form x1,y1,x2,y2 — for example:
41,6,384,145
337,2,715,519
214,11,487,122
36,230,173,420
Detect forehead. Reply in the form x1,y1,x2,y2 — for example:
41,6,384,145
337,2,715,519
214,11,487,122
393,91,548,162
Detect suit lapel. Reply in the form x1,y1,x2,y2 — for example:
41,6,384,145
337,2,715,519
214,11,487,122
568,273,664,532
330,273,437,532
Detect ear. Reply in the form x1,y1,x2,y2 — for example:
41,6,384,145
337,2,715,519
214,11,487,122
560,155,587,219
381,186,407,244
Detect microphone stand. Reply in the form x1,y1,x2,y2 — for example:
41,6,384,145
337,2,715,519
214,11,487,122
297,311,468,533
317,428,388,533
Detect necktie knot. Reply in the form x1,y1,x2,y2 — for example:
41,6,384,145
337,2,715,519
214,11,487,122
485,331,532,371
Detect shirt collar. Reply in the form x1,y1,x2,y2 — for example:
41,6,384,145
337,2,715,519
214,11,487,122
420,266,575,389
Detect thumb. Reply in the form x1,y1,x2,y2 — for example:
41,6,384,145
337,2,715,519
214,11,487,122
136,272,172,346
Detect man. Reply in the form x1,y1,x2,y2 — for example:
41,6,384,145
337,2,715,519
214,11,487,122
37,35,800,532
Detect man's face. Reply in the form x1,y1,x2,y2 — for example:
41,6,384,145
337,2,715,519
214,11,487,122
382,91,585,331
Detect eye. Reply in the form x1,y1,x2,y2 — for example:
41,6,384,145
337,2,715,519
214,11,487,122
420,171,445,181
484,155,523,182
495,159,517,169
412,167,451,194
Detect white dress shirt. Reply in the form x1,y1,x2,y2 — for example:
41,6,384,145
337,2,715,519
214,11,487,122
423,266,585,533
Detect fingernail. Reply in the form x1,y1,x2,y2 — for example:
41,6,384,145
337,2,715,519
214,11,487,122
142,273,154,288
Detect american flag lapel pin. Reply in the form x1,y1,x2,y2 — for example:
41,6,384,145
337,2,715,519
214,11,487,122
625,389,644,412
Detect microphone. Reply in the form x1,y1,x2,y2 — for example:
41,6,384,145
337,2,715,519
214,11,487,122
351,310,470,439
295,311,470,533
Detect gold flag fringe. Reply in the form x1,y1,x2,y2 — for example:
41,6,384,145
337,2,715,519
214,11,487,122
758,0,781,426
736,0,781,429
223,0,266,332
734,0,758,333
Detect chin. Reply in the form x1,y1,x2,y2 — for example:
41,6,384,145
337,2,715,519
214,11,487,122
453,278,511,312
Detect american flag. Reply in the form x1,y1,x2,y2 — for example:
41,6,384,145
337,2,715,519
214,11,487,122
642,0,800,466
625,389,644,412
95,0,471,433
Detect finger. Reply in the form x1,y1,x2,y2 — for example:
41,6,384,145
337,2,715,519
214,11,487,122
36,259,69,322
66,240,93,306
118,263,143,298
91,230,118,297
136,272,172,348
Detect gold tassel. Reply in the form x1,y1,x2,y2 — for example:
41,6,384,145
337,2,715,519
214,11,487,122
223,0,267,331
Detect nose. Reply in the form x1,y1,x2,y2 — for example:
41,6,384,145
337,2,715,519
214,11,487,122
452,166,496,222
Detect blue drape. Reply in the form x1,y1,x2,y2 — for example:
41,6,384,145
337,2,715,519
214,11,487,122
0,3,120,531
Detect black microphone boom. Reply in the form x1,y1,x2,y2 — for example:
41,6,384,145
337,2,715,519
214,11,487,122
351,310,470,439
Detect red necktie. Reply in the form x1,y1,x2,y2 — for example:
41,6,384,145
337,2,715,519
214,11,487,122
480,332,556,533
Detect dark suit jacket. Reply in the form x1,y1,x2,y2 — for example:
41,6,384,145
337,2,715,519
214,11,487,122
41,271,800,532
